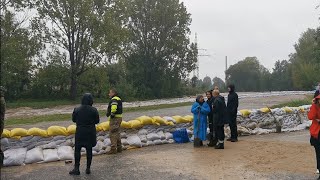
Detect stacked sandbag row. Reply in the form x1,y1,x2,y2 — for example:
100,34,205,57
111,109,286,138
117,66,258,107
1,115,194,167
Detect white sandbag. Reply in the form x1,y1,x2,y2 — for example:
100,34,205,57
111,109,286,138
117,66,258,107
120,132,127,138
21,136,33,142
142,143,148,147
53,136,66,141
162,140,169,144
93,141,104,152
29,136,42,143
168,139,175,144
138,129,148,136
127,135,142,148
121,139,129,146
93,151,98,156
60,140,74,147
147,133,160,141
163,116,176,124
25,148,44,164
138,135,147,143
165,132,173,140
1,138,9,147
97,136,105,142
156,131,165,140
57,146,74,160
41,142,57,149
4,148,27,166
153,139,163,145
147,141,155,146
104,138,111,146
43,149,60,163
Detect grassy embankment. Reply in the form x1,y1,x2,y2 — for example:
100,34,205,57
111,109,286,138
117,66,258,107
5,102,192,126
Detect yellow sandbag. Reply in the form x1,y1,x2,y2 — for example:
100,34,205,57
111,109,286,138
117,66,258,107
152,120,160,126
96,124,103,132
136,116,154,125
183,115,194,122
260,107,271,113
239,109,251,117
10,128,28,137
172,116,190,124
1,129,10,138
129,120,143,129
27,128,48,137
166,121,175,126
121,121,132,129
152,116,167,125
47,126,68,136
11,136,21,139
98,122,110,131
67,125,76,135
282,107,293,113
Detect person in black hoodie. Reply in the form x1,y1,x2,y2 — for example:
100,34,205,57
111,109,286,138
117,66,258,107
69,93,100,175
226,84,239,142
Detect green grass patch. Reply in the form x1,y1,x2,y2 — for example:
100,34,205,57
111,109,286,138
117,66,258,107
270,95,313,109
6,102,192,126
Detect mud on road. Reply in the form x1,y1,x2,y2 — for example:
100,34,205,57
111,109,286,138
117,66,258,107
1,131,316,180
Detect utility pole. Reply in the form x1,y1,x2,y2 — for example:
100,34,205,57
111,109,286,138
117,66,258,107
194,33,210,79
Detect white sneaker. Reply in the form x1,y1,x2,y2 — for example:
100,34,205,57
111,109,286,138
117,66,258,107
317,169,319,174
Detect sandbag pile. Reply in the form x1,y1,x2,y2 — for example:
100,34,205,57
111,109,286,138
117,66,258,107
1,116,193,167
1,105,312,167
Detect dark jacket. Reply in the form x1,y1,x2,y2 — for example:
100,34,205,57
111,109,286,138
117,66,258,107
207,98,214,122
72,93,100,147
212,96,227,126
106,96,123,118
315,90,320,98
227,85,239,116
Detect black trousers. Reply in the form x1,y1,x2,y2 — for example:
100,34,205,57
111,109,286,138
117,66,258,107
311,136,320,170
74,145,93,168
216,125,225,141
229,114,238,139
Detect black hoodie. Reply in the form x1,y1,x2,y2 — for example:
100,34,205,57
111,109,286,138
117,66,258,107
72,93,100,147
227,85,239,115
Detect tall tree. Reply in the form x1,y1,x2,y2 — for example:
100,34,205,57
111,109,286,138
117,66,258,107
212,76,226,91
202,76,212,90
270,60,293,91
290,28,320,90
125,0,197,98
33,0,128,99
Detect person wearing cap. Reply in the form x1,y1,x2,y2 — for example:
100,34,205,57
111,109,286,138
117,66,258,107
0,86,6,167
69,93,100,175
191,95,211,147
226,84,239,142
309,95,320,179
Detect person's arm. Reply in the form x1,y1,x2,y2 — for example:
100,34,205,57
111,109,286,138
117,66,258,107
191,103,200,114
308,104,317,121
95,108,100,124
201,102,211,115
72,108,77,123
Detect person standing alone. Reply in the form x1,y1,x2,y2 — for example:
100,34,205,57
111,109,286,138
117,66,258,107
227,84,239,142
106,89,123,154
70,93,100,175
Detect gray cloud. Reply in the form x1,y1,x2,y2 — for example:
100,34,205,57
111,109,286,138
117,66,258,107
183,0,319,80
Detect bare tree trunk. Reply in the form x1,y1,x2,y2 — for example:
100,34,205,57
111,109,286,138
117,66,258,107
70,66,77,100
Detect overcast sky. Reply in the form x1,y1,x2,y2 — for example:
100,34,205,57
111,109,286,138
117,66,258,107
182,0,319,80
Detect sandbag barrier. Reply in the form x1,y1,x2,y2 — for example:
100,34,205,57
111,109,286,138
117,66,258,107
1,105,312,167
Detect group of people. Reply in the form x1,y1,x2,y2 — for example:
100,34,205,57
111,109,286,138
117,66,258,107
191,84,239,149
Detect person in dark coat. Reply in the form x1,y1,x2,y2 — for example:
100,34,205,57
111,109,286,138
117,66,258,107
69,93,100,175
206,90,216,147
212,90,227,149
226,84,239,142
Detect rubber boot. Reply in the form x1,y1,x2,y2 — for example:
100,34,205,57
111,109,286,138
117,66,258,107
69,165,80,175
207,140,215,147
107,148,117,155
215,142,224,149
117,146,122,153
86,168,91,175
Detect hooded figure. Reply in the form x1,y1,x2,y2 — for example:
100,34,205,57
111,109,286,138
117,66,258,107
315,83,320,98
227,84,239,142
309,95,320,178
70,93,100,175
191,95,210,144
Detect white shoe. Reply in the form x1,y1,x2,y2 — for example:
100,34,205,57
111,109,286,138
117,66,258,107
317,169,319,174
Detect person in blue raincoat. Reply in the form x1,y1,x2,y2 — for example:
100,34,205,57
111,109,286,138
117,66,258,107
191,95,211,146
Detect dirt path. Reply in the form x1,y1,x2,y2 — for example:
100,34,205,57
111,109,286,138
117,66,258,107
1,131,316,180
